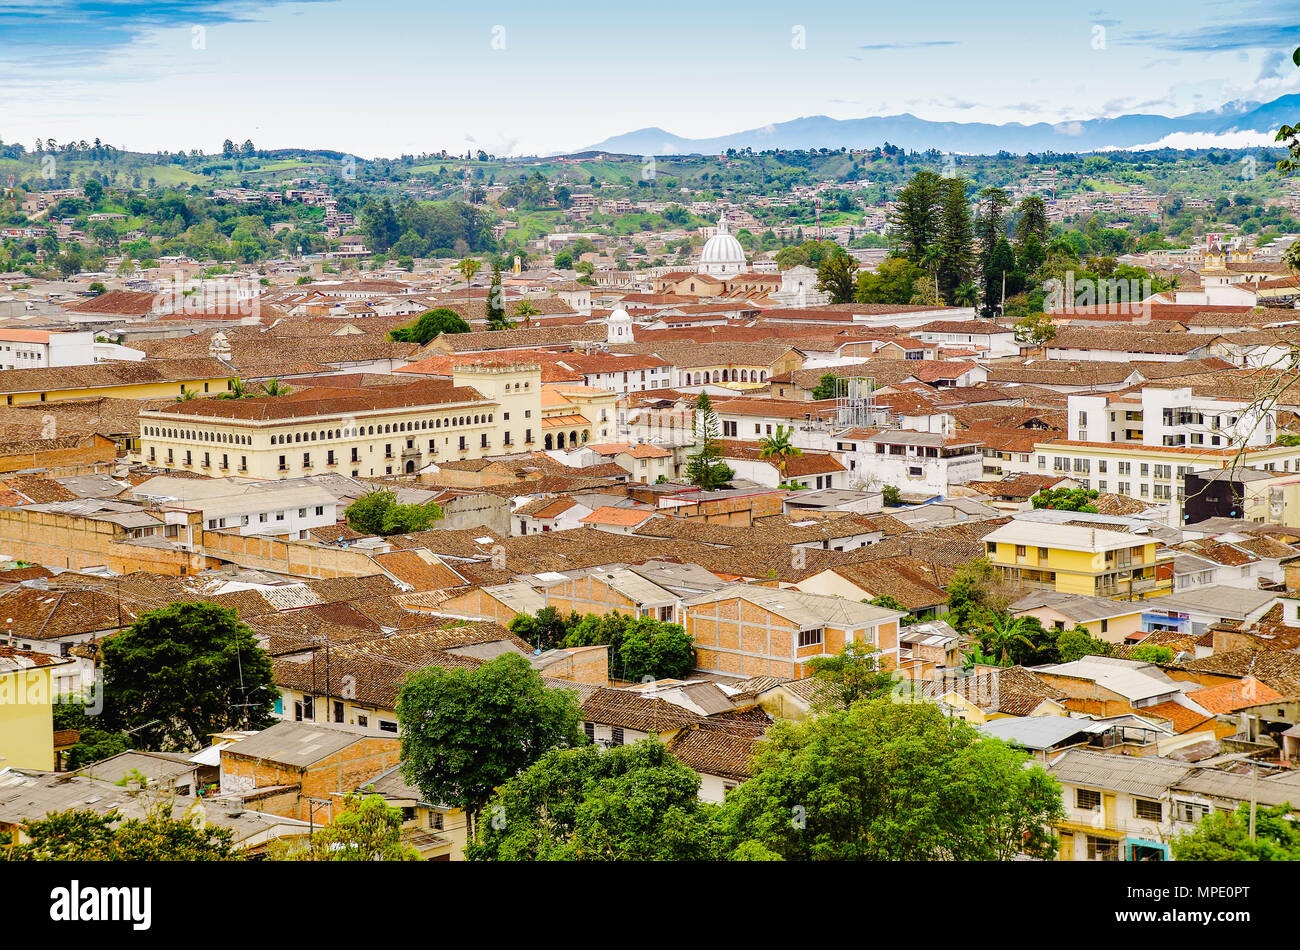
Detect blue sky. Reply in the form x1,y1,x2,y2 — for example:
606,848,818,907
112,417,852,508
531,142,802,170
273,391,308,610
1,0,1297,156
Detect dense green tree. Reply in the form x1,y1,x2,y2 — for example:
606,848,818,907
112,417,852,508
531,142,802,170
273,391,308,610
485,260,512,330
388,308,471,344
100,602,275,750
396,653,583,838
1172,802,1300,861
1013,311,1057,346
815,249,858,304
466,740,717,861
975,187,1012,315
1130,643,1175,664
888,171,944,263
936,177,975,303
811,373,838,400
616,617,695,681
1013,194,1049,251
758,424,802,482
1031,487,1099,512
945,557,1008,634
685,392,733,490
1056,626,1113,662
345,490,443,536
286,794,420,861
716,699,1063,860
804,641,896,708
855,256,927,305
508,606,580,652
2,803,241,861
52,699,131,770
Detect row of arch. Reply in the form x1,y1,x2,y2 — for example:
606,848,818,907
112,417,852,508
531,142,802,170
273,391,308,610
142,414,494,447
544,430,588,450
143,426,251,446
689,369,767,385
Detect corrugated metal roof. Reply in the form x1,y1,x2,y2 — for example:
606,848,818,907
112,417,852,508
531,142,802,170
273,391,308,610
1047,748,1194,798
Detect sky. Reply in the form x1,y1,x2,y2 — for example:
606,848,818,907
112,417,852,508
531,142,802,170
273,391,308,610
0,0,1297,157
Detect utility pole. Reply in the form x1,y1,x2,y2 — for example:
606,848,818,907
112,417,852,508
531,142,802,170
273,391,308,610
1249,760,1258,842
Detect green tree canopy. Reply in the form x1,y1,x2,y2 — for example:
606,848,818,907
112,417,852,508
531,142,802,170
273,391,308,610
345,490,443,536
804,641,897,709
396,653,583,837
1056,625,1113,663
2,803,241,861
466,740,717,861
716,699,1063,860
100,602,275,750
617,617,695,681
388,308,471,344
286,793,420,861
1172,802,1300,861
1031,487,1099,512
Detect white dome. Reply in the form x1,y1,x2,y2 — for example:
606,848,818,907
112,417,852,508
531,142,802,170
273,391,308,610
698,216,746,276
606,306,633,343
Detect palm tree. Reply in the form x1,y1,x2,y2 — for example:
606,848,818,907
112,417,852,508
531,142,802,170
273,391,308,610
921,245,943,303
954,281,979,309
984,614,1036,666
759,424,802,483
259,379,292,397
175,386,197,402
455,257,481,313
219,377,252,399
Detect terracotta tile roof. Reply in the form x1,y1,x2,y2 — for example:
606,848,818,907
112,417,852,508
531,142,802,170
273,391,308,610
369,550,467,592
918,665,1067,715
0,357,234,395
1179,649,1300,696
580,687,704,733
967,474,1072,500
141,378,492,422
664,721,765,780
1186,677,1282,714
1140,701,1214,734
580,505,656,527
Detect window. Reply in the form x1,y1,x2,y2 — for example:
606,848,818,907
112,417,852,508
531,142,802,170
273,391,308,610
610,726,624,747
798,627,824,648
429,811,444,831
356,714,368,728
294,695,314,722
379,720,398,733
1175,800,1209,823
1076,788,1101,810
1086,835,1119,861
584,721,595,741
333,700,344,723
1134,799,1162,822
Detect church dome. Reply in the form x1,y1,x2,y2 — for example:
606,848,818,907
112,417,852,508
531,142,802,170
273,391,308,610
698,216,746,276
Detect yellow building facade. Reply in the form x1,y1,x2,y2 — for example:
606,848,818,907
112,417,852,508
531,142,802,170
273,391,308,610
137,364,548,480
0,650,70,771
984,522,1171,600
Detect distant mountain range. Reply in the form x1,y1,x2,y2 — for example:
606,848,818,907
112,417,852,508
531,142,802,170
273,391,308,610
578,94,1299,157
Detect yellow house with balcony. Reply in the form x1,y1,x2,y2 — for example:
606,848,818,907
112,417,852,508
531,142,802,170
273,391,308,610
984,521,1171,601
0,647,73,772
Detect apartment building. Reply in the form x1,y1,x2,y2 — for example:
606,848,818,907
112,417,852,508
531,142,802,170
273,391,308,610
984,520,1172,599
1068,385,1277,451
1031,439,1300,516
